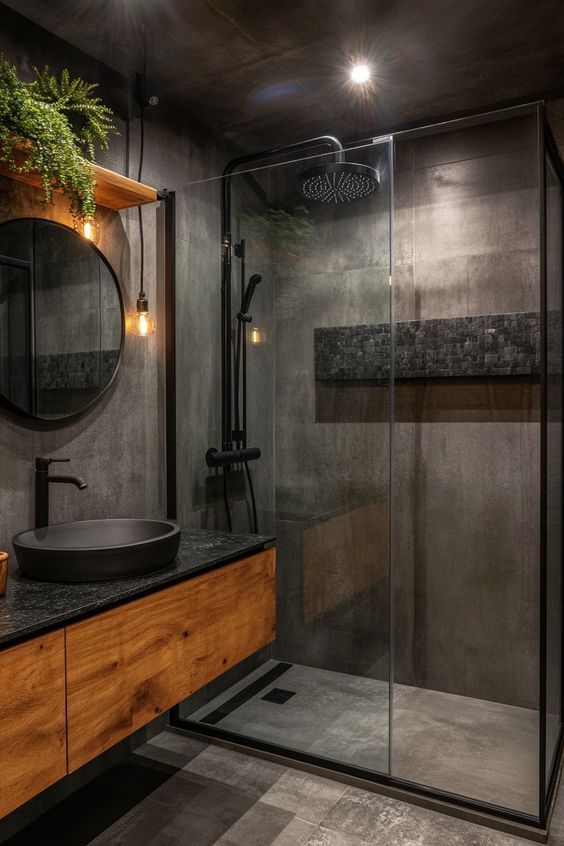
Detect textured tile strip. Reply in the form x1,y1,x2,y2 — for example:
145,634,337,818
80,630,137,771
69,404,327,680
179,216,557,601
35,348,120,390
314,312,541,381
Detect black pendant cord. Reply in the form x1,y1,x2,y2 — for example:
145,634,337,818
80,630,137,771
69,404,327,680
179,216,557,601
137,103,146,300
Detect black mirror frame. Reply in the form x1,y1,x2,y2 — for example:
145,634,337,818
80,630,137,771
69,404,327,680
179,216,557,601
0,217,125,427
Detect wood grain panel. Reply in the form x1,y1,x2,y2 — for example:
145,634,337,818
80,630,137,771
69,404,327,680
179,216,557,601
0,631,67,819
66,550,276,771
0,140,158,209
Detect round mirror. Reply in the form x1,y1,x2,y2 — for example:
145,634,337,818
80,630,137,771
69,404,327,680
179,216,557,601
0,218,123,422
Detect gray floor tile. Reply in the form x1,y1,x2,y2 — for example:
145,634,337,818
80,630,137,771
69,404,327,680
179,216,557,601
183,743,286,798
321,788,529,846
305,826,370,846
188,663,390,771
88,797,184,845
271,818,318,845
214,800,296,845
261,770,347,823
132,741,192,771
141,768,214,808
188,661,538,815
144,730,209,764
92,781,256,846
393,685,538,816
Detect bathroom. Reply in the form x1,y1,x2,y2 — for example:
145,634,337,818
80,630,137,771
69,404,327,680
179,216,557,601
0,1,562,844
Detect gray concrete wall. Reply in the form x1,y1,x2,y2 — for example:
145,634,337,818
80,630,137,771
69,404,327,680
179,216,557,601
176,167,275,535
0,6,231,558
394,114,541,708
268,147,393,680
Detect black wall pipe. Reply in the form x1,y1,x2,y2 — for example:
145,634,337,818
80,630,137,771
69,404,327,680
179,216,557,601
219,136,345,449
206,447,261,468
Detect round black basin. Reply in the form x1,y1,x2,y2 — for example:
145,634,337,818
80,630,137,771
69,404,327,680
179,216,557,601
12,519,181,583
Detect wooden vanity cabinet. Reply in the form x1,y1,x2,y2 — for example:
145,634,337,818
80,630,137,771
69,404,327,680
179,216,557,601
65,549,276,771
0,630,67,817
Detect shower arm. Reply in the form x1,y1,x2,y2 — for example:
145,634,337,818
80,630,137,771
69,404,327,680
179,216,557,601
220,136,345,448
221,136,344,236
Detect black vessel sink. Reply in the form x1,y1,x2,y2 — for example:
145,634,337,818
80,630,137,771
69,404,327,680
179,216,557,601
12,519,181,583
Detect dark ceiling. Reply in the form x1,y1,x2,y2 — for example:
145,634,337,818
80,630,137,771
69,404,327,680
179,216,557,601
4,0,564,150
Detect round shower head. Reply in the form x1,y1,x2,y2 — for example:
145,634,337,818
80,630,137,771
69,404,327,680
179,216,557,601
297,161,380,204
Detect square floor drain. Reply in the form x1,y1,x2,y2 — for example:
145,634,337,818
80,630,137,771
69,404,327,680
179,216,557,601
261,688,297,704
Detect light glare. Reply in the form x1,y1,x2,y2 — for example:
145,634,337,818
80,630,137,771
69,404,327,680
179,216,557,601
350,63,371,84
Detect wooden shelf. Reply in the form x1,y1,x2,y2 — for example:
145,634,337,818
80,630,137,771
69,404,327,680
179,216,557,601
90,162,159,209
0,140,159,210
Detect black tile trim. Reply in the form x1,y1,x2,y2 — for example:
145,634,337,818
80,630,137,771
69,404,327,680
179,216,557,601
199,662,293,726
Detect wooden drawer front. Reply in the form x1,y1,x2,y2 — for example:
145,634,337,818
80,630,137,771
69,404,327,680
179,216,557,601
0,631,67,818
66,549,276,772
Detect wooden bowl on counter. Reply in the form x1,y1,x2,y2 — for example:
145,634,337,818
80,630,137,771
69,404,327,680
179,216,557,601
0,552,8,595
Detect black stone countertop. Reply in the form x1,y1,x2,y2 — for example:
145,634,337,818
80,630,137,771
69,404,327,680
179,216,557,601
0,529,275,649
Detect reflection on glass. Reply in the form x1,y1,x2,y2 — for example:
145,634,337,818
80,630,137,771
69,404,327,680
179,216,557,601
173,108,560,825
390,112,541,817
0,219,122,420
178,140,392,775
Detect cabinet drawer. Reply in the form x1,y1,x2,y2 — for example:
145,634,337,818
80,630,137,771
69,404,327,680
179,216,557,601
0,631,67,818
66,549,276,771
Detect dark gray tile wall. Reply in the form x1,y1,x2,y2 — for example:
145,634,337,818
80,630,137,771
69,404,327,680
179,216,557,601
268,146,392,681
393,114,541,709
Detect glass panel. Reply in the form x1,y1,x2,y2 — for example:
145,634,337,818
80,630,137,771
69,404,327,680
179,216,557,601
392,110,541,816
178,140,393,775
0,219,122,420
545,151,563,787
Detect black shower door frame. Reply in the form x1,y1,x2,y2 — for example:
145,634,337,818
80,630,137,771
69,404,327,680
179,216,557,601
168,102,564,836
542,111,564,823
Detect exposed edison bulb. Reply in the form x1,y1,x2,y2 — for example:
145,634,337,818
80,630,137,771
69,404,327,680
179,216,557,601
82,215,100,245
249,327,264,345
131,294,155,336
132,310,155,336
350,63,371,84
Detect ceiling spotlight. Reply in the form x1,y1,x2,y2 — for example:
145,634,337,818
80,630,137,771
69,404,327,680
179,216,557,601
350,63,371,84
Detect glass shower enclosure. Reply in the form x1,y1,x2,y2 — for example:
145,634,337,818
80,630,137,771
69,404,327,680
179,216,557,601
172,102,563,833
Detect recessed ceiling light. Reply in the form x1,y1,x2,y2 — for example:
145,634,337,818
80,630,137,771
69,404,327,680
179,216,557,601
350,63,371,84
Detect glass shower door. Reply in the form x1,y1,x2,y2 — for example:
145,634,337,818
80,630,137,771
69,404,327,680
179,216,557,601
391,105,543,820
178,138,393,777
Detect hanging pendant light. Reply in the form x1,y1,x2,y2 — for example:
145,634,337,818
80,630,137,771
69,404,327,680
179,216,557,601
131,290,155,336
132,66,158,337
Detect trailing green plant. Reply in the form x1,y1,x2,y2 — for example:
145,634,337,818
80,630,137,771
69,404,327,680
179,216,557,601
30,66,116,161
0,56,117,220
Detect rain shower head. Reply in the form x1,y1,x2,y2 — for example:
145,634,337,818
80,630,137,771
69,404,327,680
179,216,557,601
297,161,380,204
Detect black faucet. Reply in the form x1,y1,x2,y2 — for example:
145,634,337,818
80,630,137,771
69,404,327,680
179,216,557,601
35,457,88,529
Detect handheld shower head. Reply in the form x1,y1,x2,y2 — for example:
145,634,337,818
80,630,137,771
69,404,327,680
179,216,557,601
241,274,262,315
